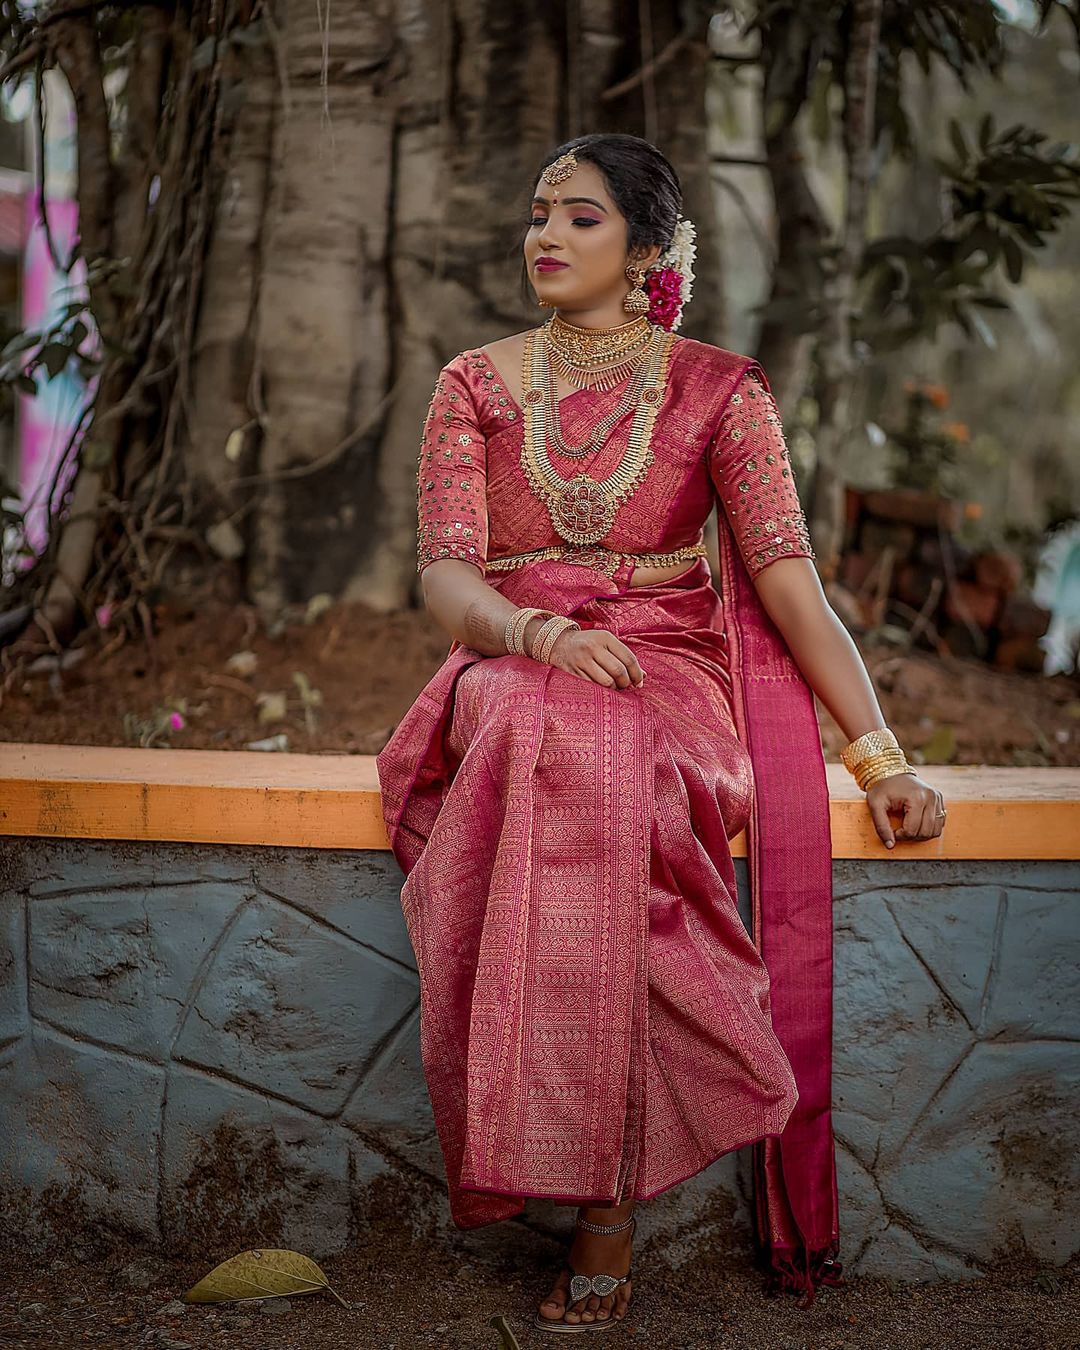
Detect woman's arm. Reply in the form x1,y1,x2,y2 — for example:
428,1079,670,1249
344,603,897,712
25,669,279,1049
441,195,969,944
754,560,945,848
421,558,545,656
415,356,642,686
710,365,945,848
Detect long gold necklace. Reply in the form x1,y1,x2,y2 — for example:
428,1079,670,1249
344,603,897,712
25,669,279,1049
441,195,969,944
545,312,653,390
520,325,676,545
541,323,661,460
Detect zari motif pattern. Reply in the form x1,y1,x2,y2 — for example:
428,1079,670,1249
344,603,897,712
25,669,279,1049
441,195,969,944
709,370,816,577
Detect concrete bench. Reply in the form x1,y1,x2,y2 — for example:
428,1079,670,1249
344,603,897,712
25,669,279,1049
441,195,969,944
1,744,1077,1281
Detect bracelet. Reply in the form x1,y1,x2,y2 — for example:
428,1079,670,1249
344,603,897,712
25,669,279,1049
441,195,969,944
840,726,917,792
531,615,581,664
504,606,553,656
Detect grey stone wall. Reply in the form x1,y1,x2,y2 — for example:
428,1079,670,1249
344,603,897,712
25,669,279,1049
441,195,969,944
0,839,1076,1283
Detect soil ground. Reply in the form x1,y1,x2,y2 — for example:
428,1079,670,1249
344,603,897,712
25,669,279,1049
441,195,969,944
1,594,1078,766
1,1218,1078,1350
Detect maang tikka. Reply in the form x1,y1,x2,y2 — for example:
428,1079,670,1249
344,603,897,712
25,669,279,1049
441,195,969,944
542,151,578,186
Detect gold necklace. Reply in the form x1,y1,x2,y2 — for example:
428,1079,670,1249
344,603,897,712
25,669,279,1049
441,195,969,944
546,312,653,390
520,325,676,545
541,324,660,459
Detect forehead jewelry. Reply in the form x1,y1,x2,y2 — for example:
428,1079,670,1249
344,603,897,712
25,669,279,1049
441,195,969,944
543,151,578,185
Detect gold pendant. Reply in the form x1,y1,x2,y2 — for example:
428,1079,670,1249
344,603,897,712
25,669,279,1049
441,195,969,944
551,476,618,544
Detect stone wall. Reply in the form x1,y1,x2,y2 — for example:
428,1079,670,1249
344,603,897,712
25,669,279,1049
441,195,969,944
1,838,1076,1283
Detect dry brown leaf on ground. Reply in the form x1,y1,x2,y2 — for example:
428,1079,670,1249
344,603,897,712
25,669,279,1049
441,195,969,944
183,1247,350,1308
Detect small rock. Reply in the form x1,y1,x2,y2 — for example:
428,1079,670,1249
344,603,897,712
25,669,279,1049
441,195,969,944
156,1299,188,1317
21,1302,48,1316
259,1297,294,1315
117,1257,164,1291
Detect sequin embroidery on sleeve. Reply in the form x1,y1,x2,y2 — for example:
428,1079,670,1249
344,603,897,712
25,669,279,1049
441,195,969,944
416,355,489,575
709,367,816,578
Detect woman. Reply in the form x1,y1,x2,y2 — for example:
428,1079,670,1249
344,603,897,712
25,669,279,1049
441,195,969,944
377,133,946,1334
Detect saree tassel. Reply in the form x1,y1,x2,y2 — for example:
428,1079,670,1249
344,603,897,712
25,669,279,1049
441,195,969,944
764,1243,846,1309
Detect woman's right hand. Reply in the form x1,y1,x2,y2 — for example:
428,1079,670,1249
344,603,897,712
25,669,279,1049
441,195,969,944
542,627,645,689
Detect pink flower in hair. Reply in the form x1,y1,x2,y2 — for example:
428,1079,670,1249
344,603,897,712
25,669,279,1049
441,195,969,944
646,266,685,331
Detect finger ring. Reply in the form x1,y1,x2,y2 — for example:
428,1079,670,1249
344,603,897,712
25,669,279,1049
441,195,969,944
935,810,947,818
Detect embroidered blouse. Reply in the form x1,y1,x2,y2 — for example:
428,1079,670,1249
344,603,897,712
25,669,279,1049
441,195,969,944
414,337,815,581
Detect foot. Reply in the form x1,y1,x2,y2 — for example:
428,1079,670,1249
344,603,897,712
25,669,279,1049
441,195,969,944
537,1201,635,1328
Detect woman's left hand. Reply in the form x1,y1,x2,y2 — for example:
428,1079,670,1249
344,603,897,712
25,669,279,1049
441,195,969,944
865,772,946,849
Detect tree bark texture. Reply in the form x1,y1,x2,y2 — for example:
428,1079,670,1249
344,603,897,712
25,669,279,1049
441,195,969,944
187,0,726,614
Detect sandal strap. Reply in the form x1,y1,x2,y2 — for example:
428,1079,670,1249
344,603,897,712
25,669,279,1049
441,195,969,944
567,1268,631,1303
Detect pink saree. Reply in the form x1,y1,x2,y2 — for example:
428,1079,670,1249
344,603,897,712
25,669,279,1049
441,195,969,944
377,336,843,1303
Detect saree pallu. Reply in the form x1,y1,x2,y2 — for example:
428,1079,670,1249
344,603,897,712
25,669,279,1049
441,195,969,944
378,543,843,1303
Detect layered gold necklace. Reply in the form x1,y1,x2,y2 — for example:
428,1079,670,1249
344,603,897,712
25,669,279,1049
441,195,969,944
520,321,676,546
544,312,654,391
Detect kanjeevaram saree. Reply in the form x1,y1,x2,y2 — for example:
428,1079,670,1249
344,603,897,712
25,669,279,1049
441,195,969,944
376,334,843,1303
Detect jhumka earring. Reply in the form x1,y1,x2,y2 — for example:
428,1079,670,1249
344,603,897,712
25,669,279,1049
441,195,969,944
623,262,650,315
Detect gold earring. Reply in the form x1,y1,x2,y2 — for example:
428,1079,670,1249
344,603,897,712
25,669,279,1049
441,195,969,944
623,263,650,315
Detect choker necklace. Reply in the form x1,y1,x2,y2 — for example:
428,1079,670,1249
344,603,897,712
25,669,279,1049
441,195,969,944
520,324,676,545
545,312,653,391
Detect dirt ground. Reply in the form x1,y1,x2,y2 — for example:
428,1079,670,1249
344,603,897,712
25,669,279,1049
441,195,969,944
1,1216,1078,1350
1,593,1078,766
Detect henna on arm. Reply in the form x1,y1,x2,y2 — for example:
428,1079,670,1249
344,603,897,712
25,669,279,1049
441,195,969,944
422,559,546,656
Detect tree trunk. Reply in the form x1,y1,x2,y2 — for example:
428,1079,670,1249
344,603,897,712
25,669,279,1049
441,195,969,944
183,0,726,616
806,0,882,579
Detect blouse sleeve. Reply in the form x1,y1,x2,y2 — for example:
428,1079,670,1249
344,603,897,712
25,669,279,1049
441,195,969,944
708,366,816,578
415,354,489,576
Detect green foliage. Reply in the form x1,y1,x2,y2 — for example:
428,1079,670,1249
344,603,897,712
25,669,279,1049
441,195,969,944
0,296,101,398
858,117,1080,350
881,380,970,496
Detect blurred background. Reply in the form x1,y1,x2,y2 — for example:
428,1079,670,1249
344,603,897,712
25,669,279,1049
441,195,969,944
0,0,1078,764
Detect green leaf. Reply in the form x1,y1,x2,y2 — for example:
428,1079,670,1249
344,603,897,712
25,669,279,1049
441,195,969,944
0,329,40,361
1002,234,1024,283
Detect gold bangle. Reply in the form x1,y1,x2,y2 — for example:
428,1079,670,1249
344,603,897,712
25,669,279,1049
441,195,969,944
532,615,580,664
505,606,552,656
855,750,912,790
840,727,900,775
862,766,917,790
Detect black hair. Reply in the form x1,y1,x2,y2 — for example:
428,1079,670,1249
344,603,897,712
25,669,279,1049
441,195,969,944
517,133,682,308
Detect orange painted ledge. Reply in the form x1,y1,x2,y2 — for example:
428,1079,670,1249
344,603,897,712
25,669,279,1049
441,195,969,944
0,744,1077,860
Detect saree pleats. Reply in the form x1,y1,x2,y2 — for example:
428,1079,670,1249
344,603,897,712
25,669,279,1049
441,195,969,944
379,558,800,1230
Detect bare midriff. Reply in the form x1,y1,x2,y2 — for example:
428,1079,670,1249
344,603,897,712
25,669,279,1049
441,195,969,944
627,560,696,587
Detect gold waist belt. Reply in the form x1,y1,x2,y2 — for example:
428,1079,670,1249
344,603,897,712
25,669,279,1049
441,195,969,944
486,541,706,579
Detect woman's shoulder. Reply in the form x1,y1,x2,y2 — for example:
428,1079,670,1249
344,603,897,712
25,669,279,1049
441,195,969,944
672,333,760,380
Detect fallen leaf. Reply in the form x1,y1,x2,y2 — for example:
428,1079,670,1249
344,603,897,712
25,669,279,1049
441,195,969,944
183,1248,348,1308
489,1314,522,1349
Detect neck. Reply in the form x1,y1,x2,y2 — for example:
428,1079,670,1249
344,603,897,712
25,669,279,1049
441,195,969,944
553,305,642,332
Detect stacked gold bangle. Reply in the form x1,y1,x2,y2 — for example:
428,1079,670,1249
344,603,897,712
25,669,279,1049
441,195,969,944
530,615,581,664
504,606,554,656
840,727,918,792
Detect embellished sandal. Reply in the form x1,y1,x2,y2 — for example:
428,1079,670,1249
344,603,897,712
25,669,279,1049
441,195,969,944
534,1213,636,1335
